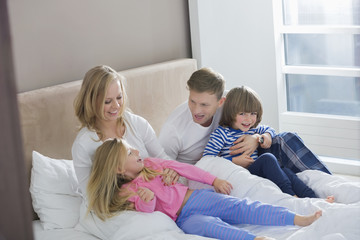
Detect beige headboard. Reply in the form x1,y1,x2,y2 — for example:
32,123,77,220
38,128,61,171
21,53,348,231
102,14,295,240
18,58,197,183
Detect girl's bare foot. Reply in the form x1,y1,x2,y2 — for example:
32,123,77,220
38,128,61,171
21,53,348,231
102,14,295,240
325,196,335,203
294,210,322,227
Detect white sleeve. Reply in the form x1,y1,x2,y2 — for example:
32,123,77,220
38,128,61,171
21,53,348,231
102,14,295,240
158,122,181,161
71,130,101,198
129,115,170,160
72,140,93,197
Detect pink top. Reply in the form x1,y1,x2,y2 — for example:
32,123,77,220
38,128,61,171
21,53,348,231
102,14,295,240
123,158,216,220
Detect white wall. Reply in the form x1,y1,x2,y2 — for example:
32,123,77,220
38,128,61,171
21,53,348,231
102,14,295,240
8,0,191,92
189,0,279,130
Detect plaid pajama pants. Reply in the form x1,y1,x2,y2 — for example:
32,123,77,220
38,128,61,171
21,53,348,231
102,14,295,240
259,132,331,174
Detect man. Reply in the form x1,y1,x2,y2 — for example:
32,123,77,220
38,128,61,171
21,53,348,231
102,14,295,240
159,67,331,174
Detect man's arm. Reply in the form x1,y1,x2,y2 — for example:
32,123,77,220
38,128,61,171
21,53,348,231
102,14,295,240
158,123,181,161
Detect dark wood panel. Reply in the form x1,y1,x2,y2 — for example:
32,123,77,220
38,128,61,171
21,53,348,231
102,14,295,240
0,0,34,239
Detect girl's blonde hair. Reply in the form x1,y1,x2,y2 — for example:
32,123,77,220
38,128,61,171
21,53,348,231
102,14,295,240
74,65,127,139
87,138,162,221
219,86,263,128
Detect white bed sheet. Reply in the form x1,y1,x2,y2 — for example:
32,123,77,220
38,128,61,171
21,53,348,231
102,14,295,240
32,156,360,240
190,156,360,240
33,220,99,240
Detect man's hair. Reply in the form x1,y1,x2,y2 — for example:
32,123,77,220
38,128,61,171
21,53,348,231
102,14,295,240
187,67,225,100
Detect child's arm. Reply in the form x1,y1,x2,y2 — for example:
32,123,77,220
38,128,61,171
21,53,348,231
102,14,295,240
202,127,226,157
152,158,217,186
128,187,156,213
212,178,233,195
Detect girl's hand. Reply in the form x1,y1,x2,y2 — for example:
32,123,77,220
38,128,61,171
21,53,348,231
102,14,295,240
259,133,272,149
213,178,233,195
232,155,254,168
137,187,154,202
162,168,180,186
229,135,258,156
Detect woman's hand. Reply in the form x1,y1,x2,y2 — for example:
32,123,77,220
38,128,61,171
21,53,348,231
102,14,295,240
162,168,180,186
137,187,154,202
232,155,254,168
213,178,233,195
229,134,259,156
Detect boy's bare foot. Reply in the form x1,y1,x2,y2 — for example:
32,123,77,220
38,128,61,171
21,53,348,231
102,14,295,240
254,237,276,240
294,210,322,227
325,196,335,203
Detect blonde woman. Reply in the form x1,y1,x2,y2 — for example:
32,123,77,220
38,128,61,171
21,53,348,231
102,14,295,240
87,138,322,240
72,65,178,207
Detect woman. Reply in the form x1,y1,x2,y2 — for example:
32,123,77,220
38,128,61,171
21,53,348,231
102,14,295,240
71,65,178,238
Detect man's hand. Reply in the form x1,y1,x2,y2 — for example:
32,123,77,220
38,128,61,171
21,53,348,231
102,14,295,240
137,187,154,202
230,134,259,156
232,155,254,168
162,168,180,186
212,178,233,195
259,133,272,149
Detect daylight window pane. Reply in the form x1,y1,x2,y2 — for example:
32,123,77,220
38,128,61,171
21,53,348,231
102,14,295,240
283,0,360,25
286,74,360,117
284,34,360,68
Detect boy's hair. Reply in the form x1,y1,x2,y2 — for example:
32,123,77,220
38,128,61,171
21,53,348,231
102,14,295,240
187,67,225,100
74,65,127,139
87,138,162,221
219,86,263,128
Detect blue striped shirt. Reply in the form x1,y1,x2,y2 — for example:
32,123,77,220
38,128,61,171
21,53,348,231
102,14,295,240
203,125,276,161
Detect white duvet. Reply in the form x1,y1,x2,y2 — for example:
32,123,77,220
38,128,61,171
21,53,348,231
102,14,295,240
33,155,360,240
189,156,360,240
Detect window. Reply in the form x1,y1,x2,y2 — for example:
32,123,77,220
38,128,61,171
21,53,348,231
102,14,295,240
272,0,360,171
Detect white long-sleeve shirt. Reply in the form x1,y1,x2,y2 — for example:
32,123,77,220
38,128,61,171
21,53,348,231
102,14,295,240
159,101,223,165
72,111,169,200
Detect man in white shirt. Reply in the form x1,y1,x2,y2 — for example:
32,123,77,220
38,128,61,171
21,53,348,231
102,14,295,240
159,67,331,174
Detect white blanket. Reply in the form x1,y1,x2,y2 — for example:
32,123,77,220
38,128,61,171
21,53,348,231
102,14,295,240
188,156,360,240
33,153,360,240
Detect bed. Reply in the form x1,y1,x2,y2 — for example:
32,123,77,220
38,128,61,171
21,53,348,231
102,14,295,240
18,58,360,240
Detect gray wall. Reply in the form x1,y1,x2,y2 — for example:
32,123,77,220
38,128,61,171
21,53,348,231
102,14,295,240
8,0,192,92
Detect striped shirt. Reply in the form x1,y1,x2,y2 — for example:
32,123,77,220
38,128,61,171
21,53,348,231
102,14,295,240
203,125,276,161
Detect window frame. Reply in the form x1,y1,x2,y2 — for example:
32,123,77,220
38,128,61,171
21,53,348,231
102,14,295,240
272,0,360,175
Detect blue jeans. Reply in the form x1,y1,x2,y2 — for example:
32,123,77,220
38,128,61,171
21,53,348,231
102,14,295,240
259,132,331,174
248,153,317,197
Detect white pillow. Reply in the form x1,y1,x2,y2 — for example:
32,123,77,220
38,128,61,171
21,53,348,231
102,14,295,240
30,151,82,230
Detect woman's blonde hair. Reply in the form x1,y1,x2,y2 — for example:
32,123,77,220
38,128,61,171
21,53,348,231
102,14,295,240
74,65,127,139
219,86,263,128
87,138,162,221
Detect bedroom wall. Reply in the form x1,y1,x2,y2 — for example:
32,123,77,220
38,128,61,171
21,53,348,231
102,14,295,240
8,0,192,93
189,0,279,131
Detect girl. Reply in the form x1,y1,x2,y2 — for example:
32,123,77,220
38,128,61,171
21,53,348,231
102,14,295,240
87,138,322,240
203,86,334,201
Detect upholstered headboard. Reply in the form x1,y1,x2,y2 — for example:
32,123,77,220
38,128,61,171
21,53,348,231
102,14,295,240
18,58,197,183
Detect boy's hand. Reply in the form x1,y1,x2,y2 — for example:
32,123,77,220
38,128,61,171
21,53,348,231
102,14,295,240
162,168,180,186
232,155,254,168
137,187,154,202
229,134,258,156
213,178,233,195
